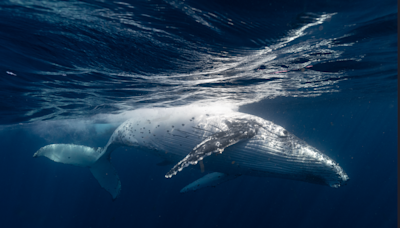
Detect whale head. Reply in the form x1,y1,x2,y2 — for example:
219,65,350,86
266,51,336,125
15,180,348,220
274,132,350,188
293,143,350,188
240,121,350,188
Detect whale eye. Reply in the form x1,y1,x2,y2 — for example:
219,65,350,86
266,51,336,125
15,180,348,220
283,130,288,135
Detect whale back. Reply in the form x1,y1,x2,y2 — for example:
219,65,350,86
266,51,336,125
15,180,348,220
107,108,239,158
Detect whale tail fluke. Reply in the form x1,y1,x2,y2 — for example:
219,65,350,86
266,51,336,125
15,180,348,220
34,143,121,199
90,156,121,200
33,144,101,166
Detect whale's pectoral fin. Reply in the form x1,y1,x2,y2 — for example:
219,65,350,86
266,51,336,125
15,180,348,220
165,120,258,178
90,156,121,200
180,172,239,193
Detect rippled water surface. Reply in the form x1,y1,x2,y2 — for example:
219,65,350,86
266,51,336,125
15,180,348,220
0,0,397,227
0,0,396,123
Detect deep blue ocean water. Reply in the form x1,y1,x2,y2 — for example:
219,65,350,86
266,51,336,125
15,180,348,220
0,0,397,227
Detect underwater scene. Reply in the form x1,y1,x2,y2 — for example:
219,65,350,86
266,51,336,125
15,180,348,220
0,0,397,227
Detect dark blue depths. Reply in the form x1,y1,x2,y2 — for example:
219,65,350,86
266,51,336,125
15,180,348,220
0,96,396,228
0,0,397,227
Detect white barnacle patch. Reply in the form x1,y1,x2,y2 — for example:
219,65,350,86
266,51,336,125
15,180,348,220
326,159,334,166
300,146,319,160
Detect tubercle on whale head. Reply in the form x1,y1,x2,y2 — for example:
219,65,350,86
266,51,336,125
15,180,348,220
329,174,350,188
319,156,350,188
330,166,350,188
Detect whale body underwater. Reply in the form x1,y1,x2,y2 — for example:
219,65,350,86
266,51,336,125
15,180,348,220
34,107,349,199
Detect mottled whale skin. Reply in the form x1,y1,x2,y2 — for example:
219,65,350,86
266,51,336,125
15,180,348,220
34,107,349,199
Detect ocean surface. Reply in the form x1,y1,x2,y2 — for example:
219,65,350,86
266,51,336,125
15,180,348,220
0,0,397,227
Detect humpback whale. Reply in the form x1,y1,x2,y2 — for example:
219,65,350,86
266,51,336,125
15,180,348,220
33,107,349,199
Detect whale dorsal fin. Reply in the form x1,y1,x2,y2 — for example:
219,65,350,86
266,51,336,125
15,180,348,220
180,172,239,193
165,119,259,178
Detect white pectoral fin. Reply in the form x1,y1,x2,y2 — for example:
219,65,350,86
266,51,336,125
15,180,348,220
165,120,258,178
180,172,239,193
90,157,121,200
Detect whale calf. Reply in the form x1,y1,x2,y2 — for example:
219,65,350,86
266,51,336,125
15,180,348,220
33,107,349,199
